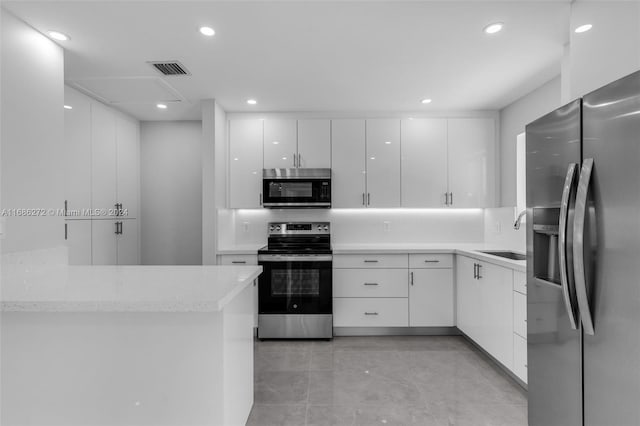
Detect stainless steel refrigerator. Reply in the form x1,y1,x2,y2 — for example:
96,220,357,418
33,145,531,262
526,70,640,426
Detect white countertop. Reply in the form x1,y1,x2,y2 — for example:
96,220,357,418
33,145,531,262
1,265,262,313
217,244,265,255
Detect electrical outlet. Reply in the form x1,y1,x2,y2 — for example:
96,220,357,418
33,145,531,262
495,221,501,234
243,221,250,233
383,221,391,232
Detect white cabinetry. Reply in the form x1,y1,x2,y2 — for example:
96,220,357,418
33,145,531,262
297,119,331,168
64,86,92,213
217,254,259,328
365,119,401,207
447,118,495,208
64,86,140,265
229,120,263,208
456,255,513,370
409,254,454,326
263,119,297,169
331,119,366,208
401,119,448,207
513,270,527,383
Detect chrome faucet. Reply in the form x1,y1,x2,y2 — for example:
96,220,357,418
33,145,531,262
514,210,526,230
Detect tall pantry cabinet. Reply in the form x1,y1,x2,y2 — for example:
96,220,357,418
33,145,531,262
64,86,140,265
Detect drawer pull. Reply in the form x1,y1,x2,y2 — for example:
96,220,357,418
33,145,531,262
524,364,528,368
364,312,379,316
363,282,379,286
364,260,379,263
424,260,440,263
231,261,247,264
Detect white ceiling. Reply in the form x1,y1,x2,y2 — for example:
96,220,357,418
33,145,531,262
4,1,571,121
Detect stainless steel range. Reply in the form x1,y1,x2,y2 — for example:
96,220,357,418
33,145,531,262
257,222,332,339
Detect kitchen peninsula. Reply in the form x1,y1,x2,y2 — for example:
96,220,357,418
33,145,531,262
1,263,262,426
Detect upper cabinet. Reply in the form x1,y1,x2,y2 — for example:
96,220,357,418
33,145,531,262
366,119,401,207
263,119,297,169
331,119,366,208
447,118,495,208
401,118,448,207
229,120,263,208
116,114,140,219
263,119,331,169
297,119,331,168
64,86,92,213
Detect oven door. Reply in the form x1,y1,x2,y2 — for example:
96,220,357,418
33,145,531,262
258,254,332,314
262,178,331,208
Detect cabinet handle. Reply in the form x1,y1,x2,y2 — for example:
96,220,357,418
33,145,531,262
363,282,379,286
477,264,482,279
445,192,449,206
115,203,120,217
362,193,365,206
364,312,379,316
450,192,453,206
64,200,68,217
473,263,478,279
424,259,440,263
293,153,297,168
364,260,378,263
298,153,302,168
115,222,119,235
410,271,414,286
232,261,247,264
64,223,68,240
367,193,371,205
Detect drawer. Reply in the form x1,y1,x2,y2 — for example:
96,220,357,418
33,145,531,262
218,254,258,265
513,333,528,383
334,269,407,298
513,291,527,339
513,270,527,294
333,254,408,269
334,298,408,327
409,253,453,269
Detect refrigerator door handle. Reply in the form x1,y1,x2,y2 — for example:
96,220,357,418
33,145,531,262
573,158,596,335
559,163,579,330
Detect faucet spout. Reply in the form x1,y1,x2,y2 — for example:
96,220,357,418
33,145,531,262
514,210,526,230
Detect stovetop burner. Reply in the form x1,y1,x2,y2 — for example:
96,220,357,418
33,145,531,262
260,222,331,255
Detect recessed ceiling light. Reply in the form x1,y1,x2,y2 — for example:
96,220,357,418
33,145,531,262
273,141,280,145
384,141,392,145
575,24,593,33
48,31,70,41
156,103,167,109
483,22,503,34
199,26,215,37
421,98,432,104
63,105,73,110
247,99,257,105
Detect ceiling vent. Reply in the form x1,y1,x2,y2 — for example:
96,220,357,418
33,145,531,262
148,61,191,76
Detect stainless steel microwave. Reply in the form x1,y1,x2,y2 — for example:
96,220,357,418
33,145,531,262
262,168,331,208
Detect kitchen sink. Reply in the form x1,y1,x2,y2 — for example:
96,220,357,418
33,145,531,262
480,251,526,261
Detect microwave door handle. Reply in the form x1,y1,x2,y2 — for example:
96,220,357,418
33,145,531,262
559,163,579,330
573,158,596,336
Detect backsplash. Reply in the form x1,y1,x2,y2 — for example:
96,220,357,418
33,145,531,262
484,207,526,252
218,208,485,248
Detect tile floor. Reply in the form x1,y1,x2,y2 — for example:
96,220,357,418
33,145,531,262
246,336,527,426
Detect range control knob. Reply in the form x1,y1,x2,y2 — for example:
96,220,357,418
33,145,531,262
324,225,329,230
269,226,274,231
293,304,298,309
275,226,281,231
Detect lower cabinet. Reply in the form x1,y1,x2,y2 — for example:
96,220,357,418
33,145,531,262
218,254,259,328
66,219,138,265
92,219,138,265
409,254,454,326
456,255,514,371
513,270,528,383
334,298,408,327
513,334,528,383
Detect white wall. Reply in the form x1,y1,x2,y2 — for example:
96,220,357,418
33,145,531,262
568,1,640,99
1,11,65,254
140,121,202,265
218,208,484,248
499,76,561,206
484,207,525,253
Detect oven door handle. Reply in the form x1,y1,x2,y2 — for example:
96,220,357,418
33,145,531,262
258,254,333,262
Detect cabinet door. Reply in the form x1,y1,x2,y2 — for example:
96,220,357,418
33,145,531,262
366,119,400,207
334,298,408,327
331,120,366,208
91,220,117,265
91,101,117,213
66,220,92,265
229,120,263,208
456,256,481,340
263,119,297,169
478,261,513,369
409,268,454,326
447,118,495,208
401,119,448,207
64,86,92,214
297,119,330,168
116,113,139,219
117,219,139,265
